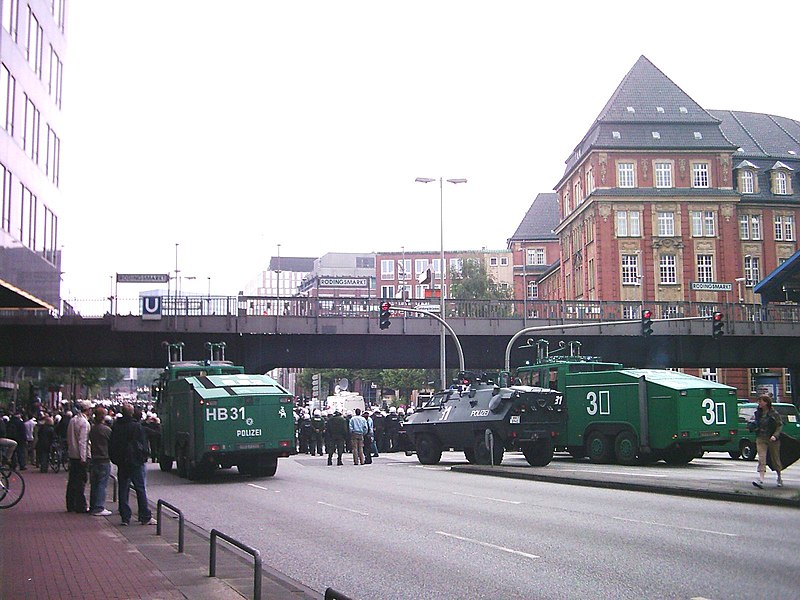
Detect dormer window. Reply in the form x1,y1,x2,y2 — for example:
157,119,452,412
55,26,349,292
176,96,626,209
626,106,635,113
612,131,621,139
652,132,661,139
656,106,664,113
770,161,794,195
694,132,702,140
736,160,759,195
679,107,688,114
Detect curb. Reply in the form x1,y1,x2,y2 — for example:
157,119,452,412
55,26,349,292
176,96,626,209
449,465,800,509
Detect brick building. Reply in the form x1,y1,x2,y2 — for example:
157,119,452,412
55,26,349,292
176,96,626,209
519,56,799,396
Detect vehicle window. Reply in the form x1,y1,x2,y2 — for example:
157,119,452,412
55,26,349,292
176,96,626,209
738,407,756,423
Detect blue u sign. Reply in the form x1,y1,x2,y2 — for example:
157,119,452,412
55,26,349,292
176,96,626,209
142,296,162,320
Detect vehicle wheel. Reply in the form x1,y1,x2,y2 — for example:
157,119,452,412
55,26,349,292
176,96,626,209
474,434,504,465
728,450,742,459
159,453,174,472
613,431,639,466
740,440,756,461
49,449,61,473
176,448,188,478
253,457,278,477
664,445,693,465
463,447,476,464
0,468,25,509
522,439,554,466
415,434,443,465
586,431,612,464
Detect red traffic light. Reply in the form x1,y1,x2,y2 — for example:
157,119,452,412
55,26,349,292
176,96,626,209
642,309,652,320
380,301,390,312
712,312,723,321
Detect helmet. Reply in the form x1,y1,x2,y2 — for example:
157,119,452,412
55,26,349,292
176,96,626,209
389,406,397,414
313,409,321,417
407,407,415,414
398,407,405,415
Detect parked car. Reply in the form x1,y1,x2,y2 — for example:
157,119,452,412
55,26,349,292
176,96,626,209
706,401,800,460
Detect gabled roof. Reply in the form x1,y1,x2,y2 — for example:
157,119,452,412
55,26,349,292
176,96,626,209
560,56,735,182
710,110,800,161
508,193,559,243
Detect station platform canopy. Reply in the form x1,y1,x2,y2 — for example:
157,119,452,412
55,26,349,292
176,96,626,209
754,248,800,304
0,277,54,311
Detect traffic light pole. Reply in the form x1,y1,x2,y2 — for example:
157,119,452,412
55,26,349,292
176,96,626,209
389,306,465,376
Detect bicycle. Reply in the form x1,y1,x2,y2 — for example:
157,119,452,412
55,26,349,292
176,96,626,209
0,442,25,509
49,439,69,473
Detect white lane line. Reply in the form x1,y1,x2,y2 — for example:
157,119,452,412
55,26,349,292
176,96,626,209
247,483,280,492
451,491,522,505
559,469,669,478
611,516,738,537
317,501,369,516
436,531,540,559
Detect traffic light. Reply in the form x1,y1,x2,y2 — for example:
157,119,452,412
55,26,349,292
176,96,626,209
712,312,725,338
641,309,653,336
379,301,391,330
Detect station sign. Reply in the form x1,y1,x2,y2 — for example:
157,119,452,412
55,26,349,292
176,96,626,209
141,296,162,320
117,273,170,284
690,281,733,292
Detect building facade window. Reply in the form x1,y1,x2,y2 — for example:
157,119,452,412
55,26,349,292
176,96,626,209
500,256,508,266
744,255,761,286
380,285,394,298
615,210,641,237
696,254,713,283
692,163,709,188
380,260,394,280
48,46,63,108
413,258,428,278
46,125,60,186
740,170,754,194
659,254,677,284
489,257,498,267
617,162,635,188
691,211,715,237
621,254,639,285
574,180,582,205
774,215,795,241
773,171,789,195
739,214,762,240
0,64,15,137
23,95,40,164
657,211,675,236
701,367,718,382
526,248,545,266
655,162,673,188
586,167,595,194
527,281,538,299
0,163,11,233
26,8,43,79
2,0,19,43
449,257,462,276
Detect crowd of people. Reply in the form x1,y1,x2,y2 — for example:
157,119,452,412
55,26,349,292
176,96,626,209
293,404,414,466
0,400,162,525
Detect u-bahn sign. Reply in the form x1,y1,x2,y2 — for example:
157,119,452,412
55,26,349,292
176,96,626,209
141,296,162,320
117,273,170,284
690,281,733,292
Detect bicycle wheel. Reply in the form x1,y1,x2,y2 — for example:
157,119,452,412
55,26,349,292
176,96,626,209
49,448,61,473
0,467,25,508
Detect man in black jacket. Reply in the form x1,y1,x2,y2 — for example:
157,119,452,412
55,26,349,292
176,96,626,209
109,404,155,526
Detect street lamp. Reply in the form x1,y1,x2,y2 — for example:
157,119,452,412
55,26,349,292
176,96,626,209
415,176,468,390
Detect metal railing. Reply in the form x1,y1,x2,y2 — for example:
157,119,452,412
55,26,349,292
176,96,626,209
210,528,262,600
48,294,800,324
156,499,185,553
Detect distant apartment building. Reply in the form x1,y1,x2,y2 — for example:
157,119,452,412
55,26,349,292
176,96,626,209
298,252,376,298
244,256,315,298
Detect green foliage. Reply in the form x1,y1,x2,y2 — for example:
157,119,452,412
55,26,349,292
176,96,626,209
449,257,511,301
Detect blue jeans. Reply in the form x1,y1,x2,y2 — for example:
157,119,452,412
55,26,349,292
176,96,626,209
89,461,111,513
117,464,152,524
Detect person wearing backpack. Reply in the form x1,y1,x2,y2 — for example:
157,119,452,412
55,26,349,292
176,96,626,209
110,404,155,526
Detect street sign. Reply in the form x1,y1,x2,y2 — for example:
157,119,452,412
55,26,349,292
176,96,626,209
690,281,733,292
141,296,162,320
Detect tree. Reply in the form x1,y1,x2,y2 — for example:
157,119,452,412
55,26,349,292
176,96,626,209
448,257,512,317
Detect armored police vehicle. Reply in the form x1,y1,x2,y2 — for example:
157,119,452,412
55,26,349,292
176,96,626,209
514,340,739,465
705,401,800,460
402,371,566,466
154,342,295,479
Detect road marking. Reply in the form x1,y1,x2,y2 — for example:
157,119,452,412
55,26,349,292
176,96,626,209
611,516,738,537
436,531,539,559
317,501,369,516
451,491,522,504
559,469,669,478
247,483,280,492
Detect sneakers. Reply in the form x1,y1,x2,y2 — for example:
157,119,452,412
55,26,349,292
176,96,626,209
120,521,129,526
141,518,157,526
777,476,784,488
92,509,113,516
752,480,764,489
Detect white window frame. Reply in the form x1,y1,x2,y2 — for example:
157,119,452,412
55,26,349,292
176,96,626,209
655,162,673,188
617,162,635,188
741,170,754,194
500,256,509,266
659,254,677,284
526,248,545,266
692,163,709,188
744,255,760,287
691,211,715,237
775,171,788,195
380,259,394,280
696,254,713,283
380,285,394,298
621,254,640,285
657,211,675,237
527,281,538,299
616,211,641,237
775,215,796,241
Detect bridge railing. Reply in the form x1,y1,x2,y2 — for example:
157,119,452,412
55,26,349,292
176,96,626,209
39,295,800,324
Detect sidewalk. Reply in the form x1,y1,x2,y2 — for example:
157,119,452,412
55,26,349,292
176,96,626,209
0,470,321,600
451,463,800,508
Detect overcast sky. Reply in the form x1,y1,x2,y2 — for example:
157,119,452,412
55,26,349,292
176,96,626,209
59,0,800,301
